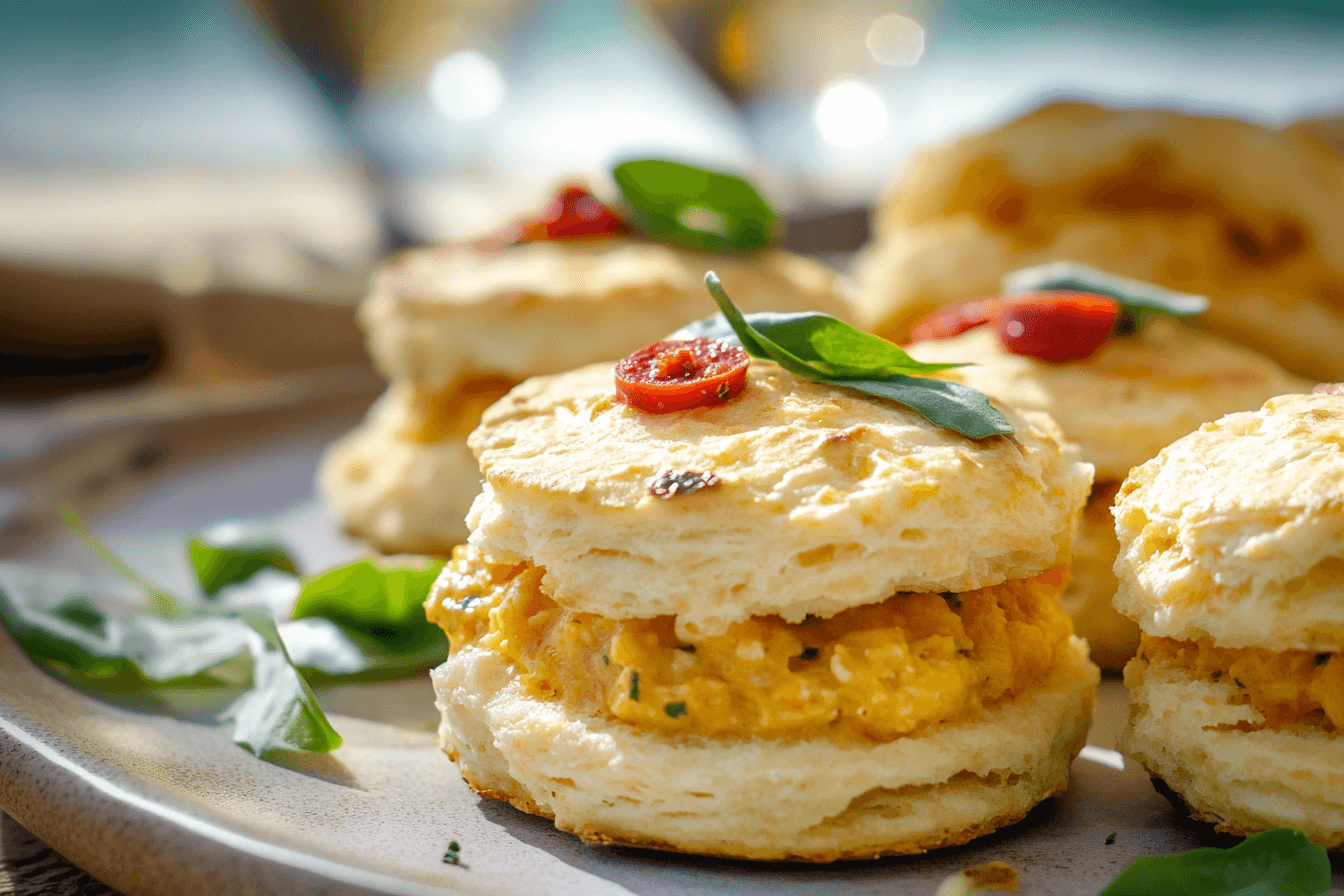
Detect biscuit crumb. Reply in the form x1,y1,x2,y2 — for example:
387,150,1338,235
935,861,1019,896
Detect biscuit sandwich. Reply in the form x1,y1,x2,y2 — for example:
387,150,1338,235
1114,386,1344,848
320,163,854,554
854,101,1344,381
905,266,1309,668
424,282,1099,860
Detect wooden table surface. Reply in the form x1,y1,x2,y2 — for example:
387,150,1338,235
0,811,119,896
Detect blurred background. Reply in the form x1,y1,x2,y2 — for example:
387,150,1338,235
2,0,1343,549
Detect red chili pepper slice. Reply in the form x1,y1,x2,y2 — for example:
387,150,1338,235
907,298,1004,343
614,338,749,414
994,292,1120,362
512,185,627,244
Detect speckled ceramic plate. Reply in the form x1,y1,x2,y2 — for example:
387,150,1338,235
0,416,1323,896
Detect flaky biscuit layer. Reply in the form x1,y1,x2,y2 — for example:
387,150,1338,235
1113,392,1344,651
363,240,853,390
1122,651,1344,848
909,320,1308,482
855,101,1344,380
467,363,1092,636
432,637,1096,861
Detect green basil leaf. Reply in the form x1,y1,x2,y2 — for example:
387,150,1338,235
62,506,184,616
188,530,299,597
702,273,1013,439
291,559,448,681
0,562,250,691
226,610,342,756
1098,828,1331,896
1003,261,1209,324
613,159,776,253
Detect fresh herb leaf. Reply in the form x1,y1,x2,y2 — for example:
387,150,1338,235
1003,261,1208,327
664,701,687,718
188,529,298,597
291,559,448,682
629,670,640,702
613,160,775,253
63,506,183,616
694,273,1013,439
443,840,462,866
225,610,342,756
1106,831,1117,845
1098,828,1330,896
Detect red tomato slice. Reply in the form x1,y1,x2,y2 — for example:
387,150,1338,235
907,298,1004,343
615,338,749,414
515,185,626,243
995,292,1120,362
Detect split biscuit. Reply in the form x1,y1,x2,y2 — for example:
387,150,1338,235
856,101,1344,380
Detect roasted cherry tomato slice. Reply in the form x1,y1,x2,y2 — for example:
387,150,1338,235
906,298,1004,343
994,291,1120,362
615,338,749,414
513,185,627,244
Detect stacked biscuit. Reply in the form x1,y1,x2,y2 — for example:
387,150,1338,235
856,101,1344,381
318,237,853,553
426,359,1099,860
1114,388,1344,847
910,318,1308,668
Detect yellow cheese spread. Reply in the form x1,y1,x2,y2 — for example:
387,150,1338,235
1138,634,1344,731
427,546,1075,741
399,378,517,443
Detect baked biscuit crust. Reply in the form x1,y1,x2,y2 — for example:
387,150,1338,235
1113,392,1344,651
1123,651,1344,849
856,101,1344,380
467,363,1093,636
909,320,1309,482
363,240,854,390
432,637,1097,861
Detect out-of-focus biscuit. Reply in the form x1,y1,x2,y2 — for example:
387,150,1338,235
857,101,1344,380
466,362,1093,637
1113,392,1344,651
911,319,1309,482
433,637,1097,861
363,240,854,391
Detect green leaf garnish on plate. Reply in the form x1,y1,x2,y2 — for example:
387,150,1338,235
686,272,1014,439
1003,261,1209,327
613,159,776,253
188,529,299,597
0,512,449,759
1098,828,1331,896
225,610,342,756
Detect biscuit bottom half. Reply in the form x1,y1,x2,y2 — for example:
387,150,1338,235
1122,640,1344,849
428,546,1081,742
432,638,1095,861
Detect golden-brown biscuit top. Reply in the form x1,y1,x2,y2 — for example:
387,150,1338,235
1112,391,1344,651
910,318,1310,481
361,239,853,390
466,361,1092,636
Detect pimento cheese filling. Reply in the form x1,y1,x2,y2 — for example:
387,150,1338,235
1137,634,1344,731
427,545,1075,741
398,378,517,443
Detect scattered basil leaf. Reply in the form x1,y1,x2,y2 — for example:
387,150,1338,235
613,159,776,253
188,533,298,597
1002,261,1209,327
225,610,343,756
1098,828,1331,896
0,562,249,692
696,273,1014,439
291,560,448,682
62,506,183,616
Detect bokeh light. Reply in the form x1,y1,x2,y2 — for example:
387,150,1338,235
866,13,925,66
429,49,505,122
812,79,888,147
